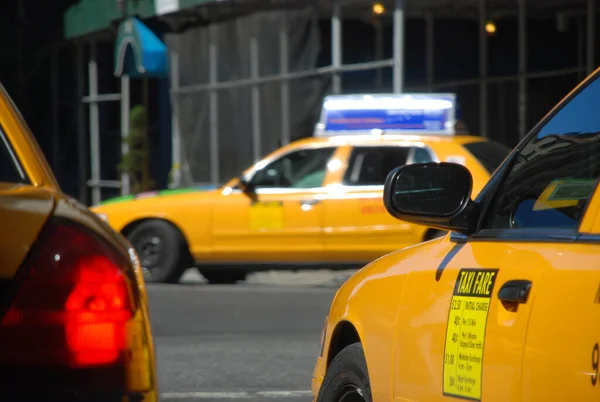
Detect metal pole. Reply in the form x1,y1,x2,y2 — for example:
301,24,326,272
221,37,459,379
209,26,220,185
76,42,87,204
51,49,60,172
579,16,585,81
280,15,291,146
518,0,528,139
169,53,182,188
88,42,101,205
332,0,342,93
393,0,405,93
588,0,596,74
250,33,261,162
120,75,131,195
479,0,488,138
426,11,435,91
375,20,383,89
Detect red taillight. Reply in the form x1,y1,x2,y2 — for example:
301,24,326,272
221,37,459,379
0,219,136,368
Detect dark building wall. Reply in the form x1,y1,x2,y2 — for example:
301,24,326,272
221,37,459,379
0,2,596,199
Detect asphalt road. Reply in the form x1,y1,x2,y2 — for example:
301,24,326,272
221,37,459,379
148,269,354,402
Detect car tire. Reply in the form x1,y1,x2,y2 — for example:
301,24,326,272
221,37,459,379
198,269,247,284
127,220,190,284
317,342,372,402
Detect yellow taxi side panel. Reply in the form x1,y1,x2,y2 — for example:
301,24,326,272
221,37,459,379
519,243,600,401
316,239,455,402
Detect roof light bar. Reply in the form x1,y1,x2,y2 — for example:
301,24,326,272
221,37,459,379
314,93,458,138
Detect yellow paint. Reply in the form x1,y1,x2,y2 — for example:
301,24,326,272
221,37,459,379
250,201,284,230
92,134,496,266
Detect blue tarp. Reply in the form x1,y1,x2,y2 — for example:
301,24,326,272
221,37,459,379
114,17,168,78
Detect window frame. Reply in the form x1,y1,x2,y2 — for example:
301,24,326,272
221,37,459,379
237,145,339,193
457,71,600,244
0,124,29,184
341,144,438,189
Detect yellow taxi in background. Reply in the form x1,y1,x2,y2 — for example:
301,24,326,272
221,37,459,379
0,84,157,399
91,93,510,284
311,72,600,401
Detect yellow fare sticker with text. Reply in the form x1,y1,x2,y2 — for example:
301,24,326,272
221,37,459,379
249,201,284,230
443,268,499,401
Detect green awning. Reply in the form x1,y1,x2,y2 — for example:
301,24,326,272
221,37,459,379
64,0,217,39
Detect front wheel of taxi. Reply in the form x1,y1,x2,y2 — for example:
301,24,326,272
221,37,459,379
127,219,190,283
317,342,372,402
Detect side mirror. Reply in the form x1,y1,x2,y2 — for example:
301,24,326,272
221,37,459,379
383,162,474,233
238,176,256,194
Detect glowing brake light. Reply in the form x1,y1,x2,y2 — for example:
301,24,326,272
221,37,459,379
0,219,136,368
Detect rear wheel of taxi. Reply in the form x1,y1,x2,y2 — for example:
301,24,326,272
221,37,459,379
198,269,247,284
127,219,190,284
317,342,372,402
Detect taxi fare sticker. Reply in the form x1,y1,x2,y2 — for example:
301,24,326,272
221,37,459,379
443,268,499,401
249,201,284,230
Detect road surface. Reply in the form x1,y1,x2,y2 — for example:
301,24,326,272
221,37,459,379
148,269,355,401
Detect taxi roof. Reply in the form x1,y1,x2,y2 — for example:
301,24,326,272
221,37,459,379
289,133,486,149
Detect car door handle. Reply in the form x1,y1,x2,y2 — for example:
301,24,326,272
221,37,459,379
299,199,321,206
498,280,532,304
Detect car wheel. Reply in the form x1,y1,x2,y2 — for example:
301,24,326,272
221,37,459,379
127,220,190,284
198,269,247,284
317,342,372,402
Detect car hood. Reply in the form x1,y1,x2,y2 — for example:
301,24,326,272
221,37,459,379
97,185,219,206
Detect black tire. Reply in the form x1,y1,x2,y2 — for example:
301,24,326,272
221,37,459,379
127,220,190,284
425,229,447,241
198,269,247,284
317,342,372,402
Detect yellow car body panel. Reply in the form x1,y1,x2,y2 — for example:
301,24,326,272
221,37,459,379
92,134,498,266
313,69,600,401
0,83,158,399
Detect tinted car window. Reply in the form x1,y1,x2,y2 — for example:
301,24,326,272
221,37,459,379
0,131,27,183
462,141,511,174
251,147,336,189
483,76,600,230
343,146,413,186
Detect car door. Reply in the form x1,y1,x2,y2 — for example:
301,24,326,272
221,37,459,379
393,70,600,402
211,145,339,263
501,71,600,402
322,144,436,262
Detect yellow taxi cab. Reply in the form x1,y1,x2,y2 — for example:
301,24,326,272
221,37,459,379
91,93,510,285
311,73,600,401
0,84,157,400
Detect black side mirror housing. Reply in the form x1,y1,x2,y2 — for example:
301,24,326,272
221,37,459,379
383,162,478,234
238,176,256,194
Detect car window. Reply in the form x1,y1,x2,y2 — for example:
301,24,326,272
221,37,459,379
250,147,336,189
343,146,417,186
462,140,511,174
0,130,27,183
482,75,600,230
412,146,436,164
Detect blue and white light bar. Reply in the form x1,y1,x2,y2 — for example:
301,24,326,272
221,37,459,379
314,93,458,137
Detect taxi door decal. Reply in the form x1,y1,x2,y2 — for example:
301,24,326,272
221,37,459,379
249,201,284,230
443,268,499,401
